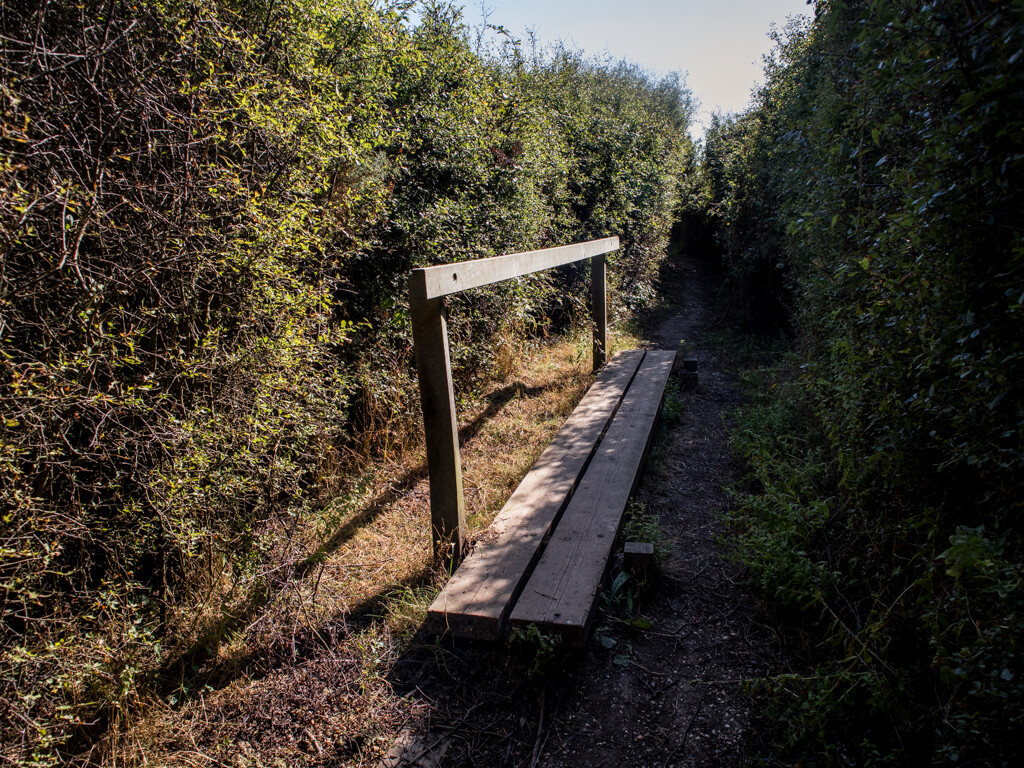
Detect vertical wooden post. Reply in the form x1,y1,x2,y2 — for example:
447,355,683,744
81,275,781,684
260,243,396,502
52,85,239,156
591,253,607,371
410,294,466,562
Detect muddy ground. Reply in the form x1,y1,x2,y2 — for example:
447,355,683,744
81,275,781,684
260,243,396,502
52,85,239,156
381,249,781,768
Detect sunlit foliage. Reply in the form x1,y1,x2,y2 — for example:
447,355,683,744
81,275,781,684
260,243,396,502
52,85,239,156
0,1,693,762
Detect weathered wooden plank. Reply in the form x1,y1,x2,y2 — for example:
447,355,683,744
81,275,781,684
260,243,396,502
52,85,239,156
509,350,676,645
410,295,466,559
591,254,607,371
409,237,619,301
426,351,645,640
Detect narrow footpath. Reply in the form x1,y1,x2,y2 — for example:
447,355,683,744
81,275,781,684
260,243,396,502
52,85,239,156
386,249,777,767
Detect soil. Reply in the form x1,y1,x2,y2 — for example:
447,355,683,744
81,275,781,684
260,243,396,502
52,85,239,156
382,248,779,768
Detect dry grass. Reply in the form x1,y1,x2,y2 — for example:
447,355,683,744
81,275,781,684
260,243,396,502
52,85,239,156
109,326,641,767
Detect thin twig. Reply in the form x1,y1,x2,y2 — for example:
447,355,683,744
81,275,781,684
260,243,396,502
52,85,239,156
530,688,547,768
630,660,672,678
662,685,709,768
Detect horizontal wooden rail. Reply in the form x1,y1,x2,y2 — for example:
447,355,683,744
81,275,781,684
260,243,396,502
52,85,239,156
410,237,619,561
410,237,619,301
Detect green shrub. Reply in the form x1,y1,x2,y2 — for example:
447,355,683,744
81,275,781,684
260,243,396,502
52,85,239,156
0,1,695,762
716,1,1024,763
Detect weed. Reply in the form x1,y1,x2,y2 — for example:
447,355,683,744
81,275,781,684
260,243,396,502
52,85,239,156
507,624,566,685
597,501,665,625
621,500,664,559
661,376,686,423
605,570,639,615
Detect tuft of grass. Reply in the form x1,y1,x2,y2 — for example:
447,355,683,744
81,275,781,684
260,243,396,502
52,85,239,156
378,585,434,640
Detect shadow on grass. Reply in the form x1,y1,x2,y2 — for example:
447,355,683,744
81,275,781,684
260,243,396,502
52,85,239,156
300,377,563,573
158,376,569,696
381,616,585,766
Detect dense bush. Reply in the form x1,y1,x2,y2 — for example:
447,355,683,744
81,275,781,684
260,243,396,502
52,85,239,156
710,1,1024,763
0,0,693,762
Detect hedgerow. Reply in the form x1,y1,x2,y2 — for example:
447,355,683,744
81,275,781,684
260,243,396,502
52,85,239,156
709,1,1024,763
0,0,693,763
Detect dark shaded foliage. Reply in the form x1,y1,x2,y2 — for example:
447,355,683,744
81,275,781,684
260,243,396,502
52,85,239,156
709,1,1024,764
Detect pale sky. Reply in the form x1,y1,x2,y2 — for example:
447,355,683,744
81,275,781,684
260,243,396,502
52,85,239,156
464,0,813,141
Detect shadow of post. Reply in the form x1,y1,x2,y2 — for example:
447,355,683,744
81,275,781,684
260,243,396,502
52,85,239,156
299,378,565,573
159,376,573,693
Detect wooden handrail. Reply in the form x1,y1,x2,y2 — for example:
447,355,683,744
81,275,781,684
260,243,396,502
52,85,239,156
410,237,619,300
409,237,619,561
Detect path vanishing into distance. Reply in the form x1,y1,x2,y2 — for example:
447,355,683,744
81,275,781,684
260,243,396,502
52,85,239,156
382,246,779,768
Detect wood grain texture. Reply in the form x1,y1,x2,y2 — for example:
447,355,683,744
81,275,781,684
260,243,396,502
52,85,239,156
410,295,466,557
426,351,645,641
409,237,619,301
592,254,607,371
509,350,676,645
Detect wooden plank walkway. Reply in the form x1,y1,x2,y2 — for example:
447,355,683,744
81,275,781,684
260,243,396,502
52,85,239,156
427,348,675,644
425,351,644,640
509,350,675,644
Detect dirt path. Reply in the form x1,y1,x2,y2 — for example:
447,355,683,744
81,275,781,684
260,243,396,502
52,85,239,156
386,250,775,767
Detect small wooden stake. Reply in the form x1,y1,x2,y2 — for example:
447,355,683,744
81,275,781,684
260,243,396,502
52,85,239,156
681,358,699,390
410,294,466,561
592,254,607,371
623,541,655,581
